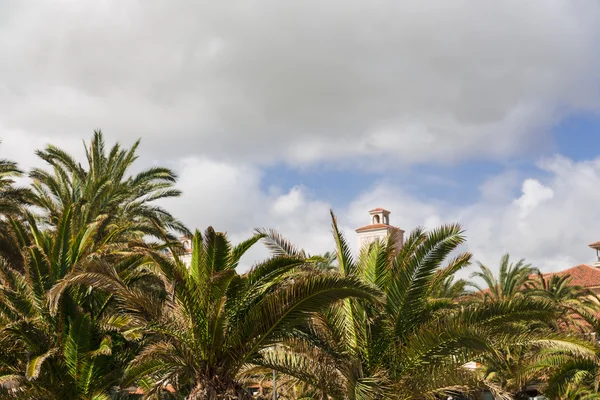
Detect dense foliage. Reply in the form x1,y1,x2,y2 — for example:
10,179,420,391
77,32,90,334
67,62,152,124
0,132,599,399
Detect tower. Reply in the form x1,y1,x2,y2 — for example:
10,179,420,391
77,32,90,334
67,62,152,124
177,235,193,266
355,208,404,252
589,241,600,267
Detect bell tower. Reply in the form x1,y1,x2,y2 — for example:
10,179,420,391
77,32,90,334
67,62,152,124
355,208,404,252
369,208,390,225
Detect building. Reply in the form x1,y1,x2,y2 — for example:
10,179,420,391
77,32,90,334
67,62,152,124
590,241,600,268
175,209,405,265
169,235,192,266
355,208,404,252
538,242,600,295
528,242,600,295
352,209,600,297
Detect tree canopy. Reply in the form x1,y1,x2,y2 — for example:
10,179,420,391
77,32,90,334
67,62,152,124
0,132,599,400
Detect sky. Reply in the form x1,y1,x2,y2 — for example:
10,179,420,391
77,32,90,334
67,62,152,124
1,1,600,274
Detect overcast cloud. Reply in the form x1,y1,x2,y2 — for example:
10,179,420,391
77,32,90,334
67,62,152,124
2,1,600,166
1,1,599,272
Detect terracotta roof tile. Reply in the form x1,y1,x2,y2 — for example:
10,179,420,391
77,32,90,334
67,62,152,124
476,264,600,296
540,264,600,288
355,223,405,233
589,241,600,249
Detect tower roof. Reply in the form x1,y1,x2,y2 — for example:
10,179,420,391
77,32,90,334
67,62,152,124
369,207,390,214
355,223,404,233
356,207,403,233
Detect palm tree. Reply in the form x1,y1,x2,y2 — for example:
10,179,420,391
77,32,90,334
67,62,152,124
0,134,192,398
49,226,381,399
469,254,538,302
467,258,600,399
257,214,600,400
0,210,149,398
0,156,32,270
430,276,469,300
313,251,337,273
29,130,189,243
0,157,30,217
521,274,600,397
528,272,600,332
526,343,600,399
255,214,520,398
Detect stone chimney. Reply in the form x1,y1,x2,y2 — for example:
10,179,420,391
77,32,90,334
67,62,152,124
355,208,404,252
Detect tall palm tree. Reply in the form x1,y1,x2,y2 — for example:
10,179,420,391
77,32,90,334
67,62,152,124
526,343,600,399
0,210,150,399
469,254,538,302
468,258,600,399
257,214,598,400
430,276,469,301
528,272,600,332
0,157,32,270
0,157,31,217
476,334,600,400
256,215,503,398
49,226,381,399
0,134,192,398
29,130,189,243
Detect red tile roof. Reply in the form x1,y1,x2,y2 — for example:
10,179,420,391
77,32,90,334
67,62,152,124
541,264,600,288
474,264,600,304
355,223,405,233
589,241,600,249
369,207,389,213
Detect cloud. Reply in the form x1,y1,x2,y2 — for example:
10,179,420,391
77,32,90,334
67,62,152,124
160,156,335,268
514,179,554,218
161,154,600,275
343,155,600,274
1,1,599,277
1,1,600,169
457,156,600,271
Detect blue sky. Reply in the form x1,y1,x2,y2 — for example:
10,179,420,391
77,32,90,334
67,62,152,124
554,114,600,161
2,1,600,273
264,114,600,210
257,112,600,272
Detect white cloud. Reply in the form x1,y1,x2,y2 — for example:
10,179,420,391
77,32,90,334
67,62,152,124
514,179,554,218
343,156,600,274
498,156,600,270
1,1,599,278
272,187,305,216
160,157,334,269
1,1,600,168
155,153,600,275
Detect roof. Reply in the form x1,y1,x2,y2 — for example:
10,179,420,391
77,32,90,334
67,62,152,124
589,241,600,249
355,223,405,233
539,264,600,330
369,207,390,213
476,264,600,297
540,264,600,288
